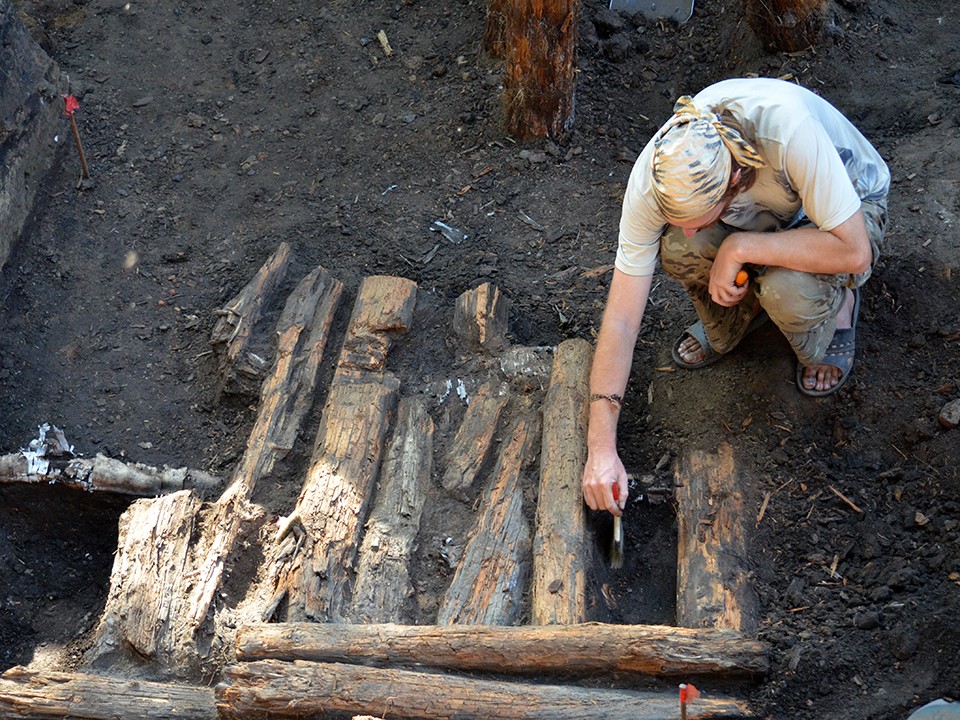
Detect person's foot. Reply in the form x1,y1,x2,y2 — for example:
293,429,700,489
799,288,855,393
674,302,763,367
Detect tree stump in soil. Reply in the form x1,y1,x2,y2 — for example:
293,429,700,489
502,0,579,141
745,0,828,53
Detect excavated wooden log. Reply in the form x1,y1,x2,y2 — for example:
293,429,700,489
88,265,345,674
262,276,417,623
532,338,592,625
0,666,216,719
0,451,220,497
745,0,827,52
441,379,508,499
235,622,770,679
675,442,759,634
453,282,510,353
438,412,539,625
210,242,293,400
215,659,752,719
347,397,434,623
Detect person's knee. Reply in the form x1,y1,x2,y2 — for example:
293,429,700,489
660,225,723,283
758,269,838,333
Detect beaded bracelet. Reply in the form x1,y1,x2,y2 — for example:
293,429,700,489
589,393,623,407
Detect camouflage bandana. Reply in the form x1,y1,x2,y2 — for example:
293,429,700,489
651,96,767,224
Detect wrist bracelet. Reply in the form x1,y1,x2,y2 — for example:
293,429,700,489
590,393,623,407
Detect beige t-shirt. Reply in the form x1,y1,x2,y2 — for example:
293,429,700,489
616,78,891,276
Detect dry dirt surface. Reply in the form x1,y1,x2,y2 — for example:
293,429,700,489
1,0,959,718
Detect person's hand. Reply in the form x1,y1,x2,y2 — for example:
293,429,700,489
708,244,749,307
582,446,627,516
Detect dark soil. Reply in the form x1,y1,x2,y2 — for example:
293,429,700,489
1,0,959,718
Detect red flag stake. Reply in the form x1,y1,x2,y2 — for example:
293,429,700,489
63,94,90,179
679,683,700,720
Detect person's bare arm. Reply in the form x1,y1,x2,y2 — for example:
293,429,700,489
709,209,871,306
581,270,653,516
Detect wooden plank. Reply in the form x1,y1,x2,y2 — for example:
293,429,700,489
235,622,770,679
438,412,538,625
0,667,216,719
215,660,752,720
452,282,510,353
532,338,592,625
441,380,508,499
347,397,434,623
210,242,293,400
675,442,759,634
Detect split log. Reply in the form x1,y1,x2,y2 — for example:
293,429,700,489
745,0,827,52
502,0,579,141
215,660,752,720
453,282,510,353
88,265,345,674
347,397,434,623
0,451,220,497
438,412,539,625
0,667,216,719
210,242,293,400
532,338,592,625
441,380,508,499
262,276,417,623
675,442,759,634
235,622,770,679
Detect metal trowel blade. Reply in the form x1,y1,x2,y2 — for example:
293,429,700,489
608,0,695,25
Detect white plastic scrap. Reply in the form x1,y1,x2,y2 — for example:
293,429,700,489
22,423,74,476
456,378,469,405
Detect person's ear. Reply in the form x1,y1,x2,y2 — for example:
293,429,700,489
730,167,742,187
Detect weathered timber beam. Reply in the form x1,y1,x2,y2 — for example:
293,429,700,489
235,622,770,679
0,452,220,497
347,397,434,623
675,442,759,634
215,659,753,720
532,338,592,625
438,412,538,625
452,282,510,353
211,242,294,400
0,666,216,720
441,379,508,499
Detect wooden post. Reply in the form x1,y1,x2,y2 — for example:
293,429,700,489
215,660,753,720
441,380,509,499
745,0,828,52
502,0,579,140
235,622,770,679
531,338,592,625
675,443,759,634
484,0,509,58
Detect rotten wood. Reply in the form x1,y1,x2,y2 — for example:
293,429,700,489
502,0,579,141
347,397,434,623
675,442,759,635
235,622,770,679
0,451,220,497
441,379,508,499
453,282,510,353
532,338,592,625
745,0,827,52
216,659,752,720
210,242,293,400
438,412,539,625
0,667,216,720
89,265,345,674
483,0,508,59
261,275,417,623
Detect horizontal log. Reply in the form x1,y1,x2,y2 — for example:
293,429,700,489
234,622,769,679
0,451,221,497
0,666,216,720
216,659,752,720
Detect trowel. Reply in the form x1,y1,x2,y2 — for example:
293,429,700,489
608,0,695,25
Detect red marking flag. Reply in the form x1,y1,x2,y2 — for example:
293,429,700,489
63,94,80,116
679,683,701,704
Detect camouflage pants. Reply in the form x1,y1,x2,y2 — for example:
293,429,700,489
660,200,888,365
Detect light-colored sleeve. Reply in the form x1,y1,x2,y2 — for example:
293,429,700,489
615,144,667,277
782,116,862,232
